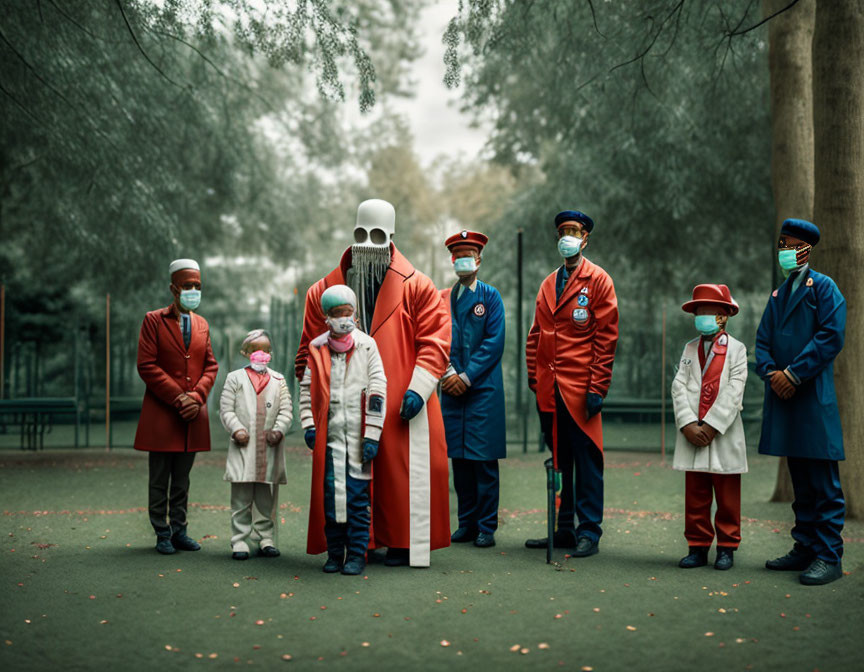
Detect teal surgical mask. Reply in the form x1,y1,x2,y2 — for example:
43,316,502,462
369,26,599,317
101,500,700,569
558,235,583,259
694,315,720,336
453,256,478,277
778,249,800,272
179,289,201,311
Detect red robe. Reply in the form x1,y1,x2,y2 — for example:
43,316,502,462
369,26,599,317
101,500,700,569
296,245,452,566
134,305,219,453
526,258,619,456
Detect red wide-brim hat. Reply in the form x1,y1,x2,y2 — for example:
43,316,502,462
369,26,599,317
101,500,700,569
445,229,489,252
682,283,739,316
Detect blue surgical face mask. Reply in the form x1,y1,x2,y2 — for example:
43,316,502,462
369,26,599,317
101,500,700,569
179,289,201,311
558,235,583,259
694,314,720,336
453,256,478,277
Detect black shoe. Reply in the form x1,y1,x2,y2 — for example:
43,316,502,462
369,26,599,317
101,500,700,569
323,555,343,573
572,536,599,558
474,532,495,548
155,537,176,555
257,546,280,558
341,555,366,575
384,548,410,567
451,527,478,543
232,551,250,561
766,544,814,571
715,548,734,571
171,532,201,551
679,546,709,568
799,558,843,586
525,529,577,549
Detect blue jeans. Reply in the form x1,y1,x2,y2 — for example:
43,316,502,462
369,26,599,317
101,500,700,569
787,457,845,563
452,458,500,534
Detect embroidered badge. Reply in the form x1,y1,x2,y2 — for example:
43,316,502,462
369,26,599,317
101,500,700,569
772,290,778,298
577,294,590,307
580,287,589,295
368,394,384,414
473,303,486,317
266,402,272,408
806,277,814,287
461,230,468,238
681,358,692,366
572,308,589,323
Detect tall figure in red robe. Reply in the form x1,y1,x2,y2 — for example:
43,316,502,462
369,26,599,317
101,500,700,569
525,211,619,558
134,259,219,555
295,199,452,567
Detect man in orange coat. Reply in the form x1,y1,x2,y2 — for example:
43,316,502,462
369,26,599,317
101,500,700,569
525,211,619,557
295,199,452,567
134,259,219,555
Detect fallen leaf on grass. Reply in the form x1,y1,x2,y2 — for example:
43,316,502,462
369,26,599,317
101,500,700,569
440,640,450,647
626,626,637,631
538,643,550,650
509,645,520,652
281,654,292,661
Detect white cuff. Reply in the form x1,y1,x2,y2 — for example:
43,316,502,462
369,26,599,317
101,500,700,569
409,365,439,402
364,425,383,442
458,372,471,387
442,363,456,381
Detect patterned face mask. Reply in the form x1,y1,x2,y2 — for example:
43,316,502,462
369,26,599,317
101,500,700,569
778,243,811,274
326,316,356,336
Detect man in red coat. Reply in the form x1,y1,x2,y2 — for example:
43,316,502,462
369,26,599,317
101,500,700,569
134,258,219,555
296,199,452,567
525,211,619,557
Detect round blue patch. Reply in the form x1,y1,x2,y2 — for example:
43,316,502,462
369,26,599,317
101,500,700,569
577,294,590,307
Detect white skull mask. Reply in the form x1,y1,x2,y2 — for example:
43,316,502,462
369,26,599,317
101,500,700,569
353,199,395,248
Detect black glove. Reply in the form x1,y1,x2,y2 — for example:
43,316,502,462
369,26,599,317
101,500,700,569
586,393,604,419
304,428,316,449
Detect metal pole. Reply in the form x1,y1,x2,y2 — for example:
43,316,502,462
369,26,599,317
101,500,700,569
0,283,5,399
517,228,527,453
660,305,667,463
106,293,111,452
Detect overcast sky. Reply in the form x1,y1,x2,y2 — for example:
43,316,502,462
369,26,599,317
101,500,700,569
385,0,489,165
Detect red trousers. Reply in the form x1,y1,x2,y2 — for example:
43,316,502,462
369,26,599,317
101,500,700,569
684,472,741,549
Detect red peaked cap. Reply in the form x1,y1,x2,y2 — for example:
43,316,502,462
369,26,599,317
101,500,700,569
445,230,489,253
681,284,739,316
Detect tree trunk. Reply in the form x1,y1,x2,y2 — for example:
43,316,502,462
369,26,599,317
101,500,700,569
812,0,864,519
765,0,815,502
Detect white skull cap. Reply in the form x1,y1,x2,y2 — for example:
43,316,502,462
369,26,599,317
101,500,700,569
354,199,395,246
168,258,200,276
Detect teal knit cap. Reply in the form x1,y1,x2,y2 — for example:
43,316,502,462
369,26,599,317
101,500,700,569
321,284,357,314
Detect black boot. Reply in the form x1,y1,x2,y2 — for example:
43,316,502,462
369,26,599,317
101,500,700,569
341,555,367,575
799,559,843,586
766,544,815,571
679,546,709,568
171,529,201,551
714,547,734,570
451,527,478,543
384,547,410,567
323,553,343,573
155,536,176,555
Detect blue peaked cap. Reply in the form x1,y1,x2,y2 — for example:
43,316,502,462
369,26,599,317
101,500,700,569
554,210,595,233
781,218,820,246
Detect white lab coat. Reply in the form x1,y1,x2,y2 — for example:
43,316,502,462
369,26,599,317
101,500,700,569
298,330,387,522
671,334,748,474
219,367,293,484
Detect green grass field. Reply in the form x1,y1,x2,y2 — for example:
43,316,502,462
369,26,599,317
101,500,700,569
1,442,861,671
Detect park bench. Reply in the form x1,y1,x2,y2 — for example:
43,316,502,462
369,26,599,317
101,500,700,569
0,397,83,450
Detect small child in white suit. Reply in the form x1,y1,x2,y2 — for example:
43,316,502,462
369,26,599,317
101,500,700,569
219,329,293,560
671,284,748,571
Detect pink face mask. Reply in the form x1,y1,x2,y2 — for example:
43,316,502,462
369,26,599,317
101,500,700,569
249,350,271,364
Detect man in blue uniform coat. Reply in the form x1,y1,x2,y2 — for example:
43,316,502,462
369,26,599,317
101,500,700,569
756,218,847,586
440,230,506,548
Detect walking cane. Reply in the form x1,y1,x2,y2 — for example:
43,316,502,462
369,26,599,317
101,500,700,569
544,457,559,564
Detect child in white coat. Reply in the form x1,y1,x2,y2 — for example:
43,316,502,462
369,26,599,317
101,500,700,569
299,285,387,576
672,284,748,571
219,329,293,560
